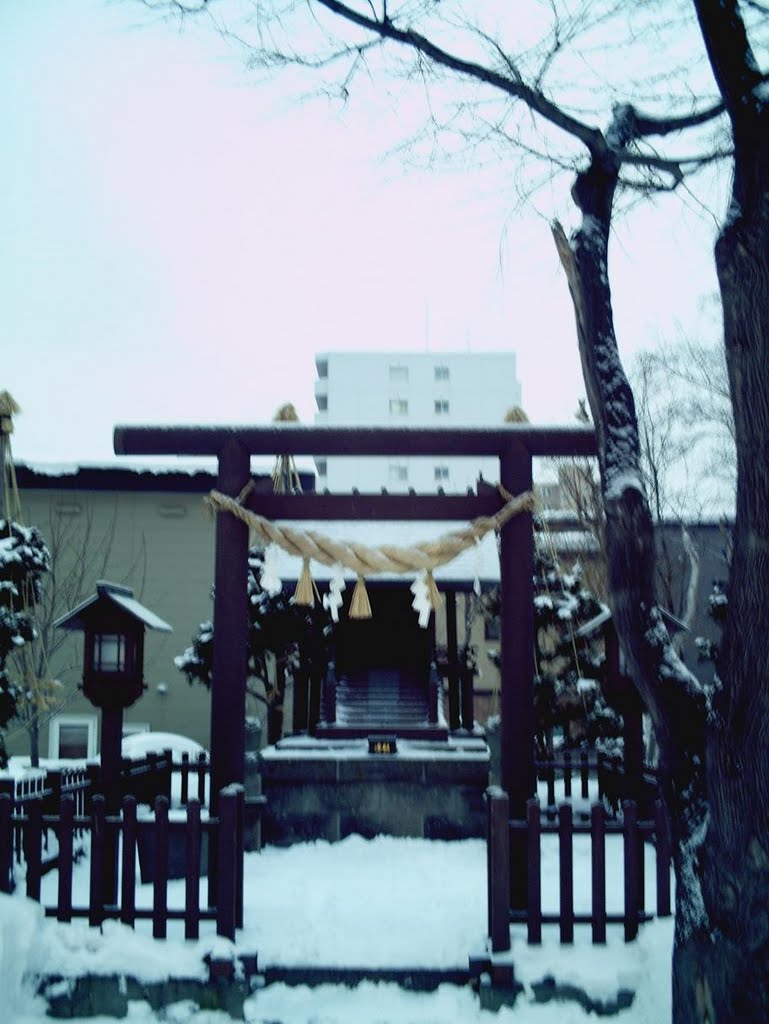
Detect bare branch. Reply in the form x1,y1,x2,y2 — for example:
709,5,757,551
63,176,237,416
314,0,607,155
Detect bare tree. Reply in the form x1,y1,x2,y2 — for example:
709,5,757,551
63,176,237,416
136,1,768,1017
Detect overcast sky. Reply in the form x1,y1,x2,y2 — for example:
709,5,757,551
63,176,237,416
1,0,726,466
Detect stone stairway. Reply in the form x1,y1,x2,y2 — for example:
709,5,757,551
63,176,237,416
316,667,448,740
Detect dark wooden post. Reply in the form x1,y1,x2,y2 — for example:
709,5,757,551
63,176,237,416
89,796,106,928
121,796,137,927
25,800,42,902
558,803,574,943
590,802,607,944
526,798,542,944
216,786,239,941
210,438,250,807
293,645,310,734
185,800,202,940
623,800,640,941
445,590,460,731
153,796,169,939
486,786,511,953
57,796,75,923
100,705,122,906
499,442,535,910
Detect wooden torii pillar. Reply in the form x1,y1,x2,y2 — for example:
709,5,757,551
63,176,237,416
114,424,595,908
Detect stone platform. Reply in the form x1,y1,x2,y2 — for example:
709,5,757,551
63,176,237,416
258,734,490,845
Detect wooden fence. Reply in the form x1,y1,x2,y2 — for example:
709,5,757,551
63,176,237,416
535,751,659,818
486,786,672,952
0,785,244,941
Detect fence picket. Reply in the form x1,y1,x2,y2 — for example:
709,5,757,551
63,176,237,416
217,788,238,941
25,801,42,902
558,804,574,943
180,753,190,806
57,796,75,923
526,798,542,944
563,752,572,799
486,788,511,953
89,796,106,928
655,799,672,917
590,802,606,944
185,800,201,940
623,800,639,941
153,797,169,939
196,753,207,804
235,788,244,931
0,793,12,893
121,797,137,927
546,762,556,808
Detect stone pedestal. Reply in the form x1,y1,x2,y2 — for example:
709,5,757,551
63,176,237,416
259,735,490,846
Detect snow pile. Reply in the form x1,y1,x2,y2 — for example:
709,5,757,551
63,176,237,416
0,894,46,1019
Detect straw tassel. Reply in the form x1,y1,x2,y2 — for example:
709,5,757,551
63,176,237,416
293,558,319,607
349,576,372,619
425,571,443,611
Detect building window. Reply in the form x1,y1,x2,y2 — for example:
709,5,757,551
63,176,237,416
389,398,409,416
434,399,450,415
48,714,98,760
316,359,328,378
434,365,449,382
389,365,409,383
317,394,328,411
94,634,126,673
434,466,450,483
389,463,408,483
315,457,327,477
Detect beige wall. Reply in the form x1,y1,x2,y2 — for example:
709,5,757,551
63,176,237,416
8,475,504,760
8,483,217,758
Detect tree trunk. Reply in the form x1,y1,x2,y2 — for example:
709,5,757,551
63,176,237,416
553,111,710,1023
663,3,769,1019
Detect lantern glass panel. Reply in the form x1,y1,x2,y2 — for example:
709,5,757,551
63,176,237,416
94,633,126,672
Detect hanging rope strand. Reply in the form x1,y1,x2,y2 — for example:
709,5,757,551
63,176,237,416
205,486,535,579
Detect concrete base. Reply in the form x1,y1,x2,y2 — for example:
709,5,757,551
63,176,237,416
259,735,490,845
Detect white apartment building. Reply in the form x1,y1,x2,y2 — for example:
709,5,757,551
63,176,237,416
313,351,522,493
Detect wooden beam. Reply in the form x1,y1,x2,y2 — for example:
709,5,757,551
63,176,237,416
114,423,596,459
244,491,505,522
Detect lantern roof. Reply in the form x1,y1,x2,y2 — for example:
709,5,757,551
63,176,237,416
54,580,172,633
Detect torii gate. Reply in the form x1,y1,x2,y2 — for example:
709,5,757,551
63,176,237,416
114,423,595,902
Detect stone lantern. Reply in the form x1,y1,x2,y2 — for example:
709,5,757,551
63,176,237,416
55,581,172,806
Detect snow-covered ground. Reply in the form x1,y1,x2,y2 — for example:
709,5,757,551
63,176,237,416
3,831,673,1023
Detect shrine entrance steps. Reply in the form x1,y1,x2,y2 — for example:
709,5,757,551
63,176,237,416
315,668,449,742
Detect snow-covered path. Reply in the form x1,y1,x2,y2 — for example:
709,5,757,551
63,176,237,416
5,835,673,1023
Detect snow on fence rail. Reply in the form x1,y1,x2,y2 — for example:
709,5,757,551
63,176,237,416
486,786,672,951
0,786,244,941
